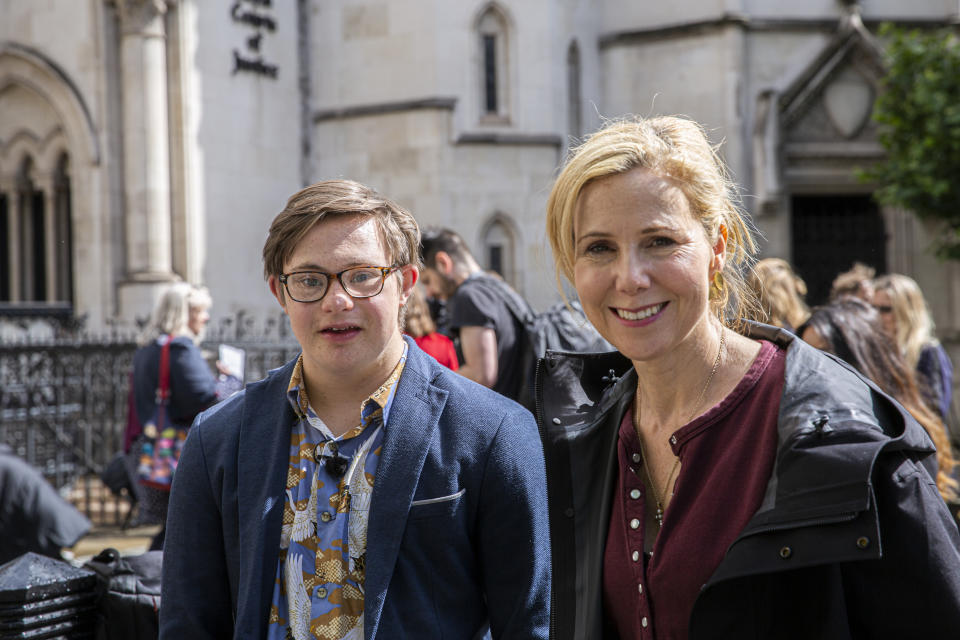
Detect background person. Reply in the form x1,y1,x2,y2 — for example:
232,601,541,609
540,114,960,639
829,261,876,301
402,285,458,370
0,443,91,565
799,296,958,507
747,257,810,331
160,180,549,639
132,282,218,551
419,228,526,398
873,273,954,423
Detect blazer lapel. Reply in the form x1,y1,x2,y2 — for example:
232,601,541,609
363,345,447,639
235,360,297,635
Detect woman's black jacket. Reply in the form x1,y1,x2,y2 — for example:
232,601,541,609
536,323,960,639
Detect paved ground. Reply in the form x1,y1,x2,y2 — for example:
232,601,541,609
66,524,159,565
65,475,159,564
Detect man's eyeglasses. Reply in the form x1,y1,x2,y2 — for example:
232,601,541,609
279,265,400,303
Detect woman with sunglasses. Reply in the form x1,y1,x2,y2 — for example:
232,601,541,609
873,273,954,422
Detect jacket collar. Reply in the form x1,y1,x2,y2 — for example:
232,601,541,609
363,337,448,639
236,356,299,636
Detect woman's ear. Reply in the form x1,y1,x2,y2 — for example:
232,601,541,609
712,224,728,272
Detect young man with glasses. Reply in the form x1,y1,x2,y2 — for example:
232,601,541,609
159,180,550,639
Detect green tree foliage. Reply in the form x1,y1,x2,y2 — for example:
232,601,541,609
863,24,960,258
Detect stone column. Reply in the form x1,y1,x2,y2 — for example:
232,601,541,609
115,0,178,319
41,176,58,302
0,178,19,302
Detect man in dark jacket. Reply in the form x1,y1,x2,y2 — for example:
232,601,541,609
0,444,91,565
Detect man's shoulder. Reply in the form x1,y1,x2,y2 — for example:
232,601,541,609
406,343,527,416
193,360,295,436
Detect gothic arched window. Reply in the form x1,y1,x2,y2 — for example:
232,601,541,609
567,40,582,140
482,215,517,286
476,5,509,120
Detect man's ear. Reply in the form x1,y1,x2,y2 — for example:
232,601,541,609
435,251,454,276
398,265,419,305
268,275,288,312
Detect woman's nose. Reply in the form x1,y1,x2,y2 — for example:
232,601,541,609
617,254,651,293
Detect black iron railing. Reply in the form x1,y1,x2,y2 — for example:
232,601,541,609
0,312,300,524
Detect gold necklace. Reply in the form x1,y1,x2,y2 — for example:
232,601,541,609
634,329,726,528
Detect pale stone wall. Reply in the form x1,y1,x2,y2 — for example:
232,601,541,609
3,0,960,339
188,0,303,321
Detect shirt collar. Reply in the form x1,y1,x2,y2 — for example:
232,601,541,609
285,342,409,431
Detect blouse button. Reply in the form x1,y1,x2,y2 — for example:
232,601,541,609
637,583,643,594
629,489,641,499
631,452,641,463
641,616,648,628
631,550,639,562
630,518,640,530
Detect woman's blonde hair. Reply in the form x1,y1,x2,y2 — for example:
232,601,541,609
403,286,436,338
873,273,938,369
545,115,761,332
748,258,810,330
138,282,212,346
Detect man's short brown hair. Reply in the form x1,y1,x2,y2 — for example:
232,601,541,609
262,180,422,281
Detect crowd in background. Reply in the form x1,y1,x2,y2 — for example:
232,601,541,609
749,259,958,509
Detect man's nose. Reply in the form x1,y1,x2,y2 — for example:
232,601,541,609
320,278,354,310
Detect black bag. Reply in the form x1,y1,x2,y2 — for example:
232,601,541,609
100,453,133,497
83,547,161,640
465,276,612,410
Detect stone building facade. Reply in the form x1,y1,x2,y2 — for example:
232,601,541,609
2,0,959,344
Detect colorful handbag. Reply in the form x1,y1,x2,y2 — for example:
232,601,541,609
137,336,188,491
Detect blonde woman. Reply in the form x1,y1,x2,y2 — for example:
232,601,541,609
539,115,960,638
132,282,218,549
748,257,810,331
873,273,954,421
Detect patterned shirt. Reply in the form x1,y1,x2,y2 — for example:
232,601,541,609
267,345,407,640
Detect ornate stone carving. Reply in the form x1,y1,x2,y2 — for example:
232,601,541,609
113,0,170,36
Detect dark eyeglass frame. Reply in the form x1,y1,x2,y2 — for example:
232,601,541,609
278,265,400,303
873,304,894,314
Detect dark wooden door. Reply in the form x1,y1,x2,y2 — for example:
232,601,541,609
791,195,887,306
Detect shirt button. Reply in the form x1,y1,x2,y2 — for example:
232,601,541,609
631,551,639,562
641,616,648,628
632,452,641,463
316,587,328,599
629,488,641,499
320,511,332,523
630,518,640,529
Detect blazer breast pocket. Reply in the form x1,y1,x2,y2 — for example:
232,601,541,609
408,488,466,520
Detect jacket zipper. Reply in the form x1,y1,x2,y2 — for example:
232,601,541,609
533,356,558,640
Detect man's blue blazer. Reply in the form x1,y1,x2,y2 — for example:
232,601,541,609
159,337,550,639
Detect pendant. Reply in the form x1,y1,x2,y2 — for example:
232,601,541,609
654,504,664,528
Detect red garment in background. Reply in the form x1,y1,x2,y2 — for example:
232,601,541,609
413,332,459,371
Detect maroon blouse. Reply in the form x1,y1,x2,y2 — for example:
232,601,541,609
602,340,785,639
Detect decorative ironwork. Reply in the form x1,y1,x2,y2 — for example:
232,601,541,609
0,310,300,524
